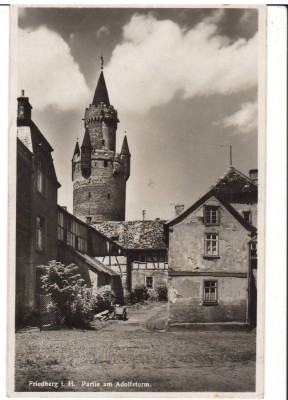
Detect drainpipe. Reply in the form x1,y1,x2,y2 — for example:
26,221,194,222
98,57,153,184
246,241,252,329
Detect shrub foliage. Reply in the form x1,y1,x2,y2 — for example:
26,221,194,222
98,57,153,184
40,261,114,328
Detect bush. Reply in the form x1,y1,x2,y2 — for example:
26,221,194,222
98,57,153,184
129,284,150,304
92,285,115,313
40,261,95,329
148,289,158,301
156,285,168,302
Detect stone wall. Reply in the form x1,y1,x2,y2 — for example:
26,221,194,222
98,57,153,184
73,157,126,222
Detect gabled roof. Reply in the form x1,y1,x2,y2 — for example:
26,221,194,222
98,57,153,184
166,189,257,234
93,220,167,250
17,118,61,188
92,71,110,107
211,167,257,204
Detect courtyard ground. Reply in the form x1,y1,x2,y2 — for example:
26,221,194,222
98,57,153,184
14,302,256,393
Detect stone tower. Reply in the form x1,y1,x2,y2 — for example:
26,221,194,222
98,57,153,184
72,66,131,223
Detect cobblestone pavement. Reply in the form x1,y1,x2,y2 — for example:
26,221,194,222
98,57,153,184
15,303,256,393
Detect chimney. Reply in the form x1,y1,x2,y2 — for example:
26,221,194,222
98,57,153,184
249,169,258,185
175,205,184,216
17,90,32,119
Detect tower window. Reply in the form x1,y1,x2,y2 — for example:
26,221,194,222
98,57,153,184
104,160,108,167
102,139,105,146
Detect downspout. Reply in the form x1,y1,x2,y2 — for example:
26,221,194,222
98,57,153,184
246,241,252,329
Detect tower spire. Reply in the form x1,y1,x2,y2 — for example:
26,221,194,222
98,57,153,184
92,57,110,106
73,140,80,157
121,134,131,155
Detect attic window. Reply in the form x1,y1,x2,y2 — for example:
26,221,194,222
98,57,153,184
243,211,251,223
204,206,219,226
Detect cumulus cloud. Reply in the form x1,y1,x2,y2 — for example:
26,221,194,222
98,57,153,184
18,26,90,111
105,13,258,113
222,101,258,134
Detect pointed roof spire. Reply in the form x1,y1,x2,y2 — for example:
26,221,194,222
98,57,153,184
92,57,110,106
121,135,130,156
81,128,92,148
73,140,80,157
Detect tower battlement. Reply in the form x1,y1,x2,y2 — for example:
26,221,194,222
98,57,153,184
72,65,131,224
85,103,118,125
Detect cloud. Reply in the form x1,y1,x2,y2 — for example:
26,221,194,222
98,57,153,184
222,101,257,134
96,26,110,39
18,26,90,111
105,13,258,114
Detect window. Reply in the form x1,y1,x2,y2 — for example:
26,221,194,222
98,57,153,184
204,234,219,256
36,160,46,195
102,139,105,146
139,253,146,263
104,160,108,167
203,281,218,304
145,276,153,289
36,215,46,251
107,193,111,199
204,206,219,225
250,242,257,268
243,211,251,223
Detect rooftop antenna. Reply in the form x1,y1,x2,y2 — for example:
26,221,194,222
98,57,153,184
230,145,233,167
142,210,146,221
100,55,104,71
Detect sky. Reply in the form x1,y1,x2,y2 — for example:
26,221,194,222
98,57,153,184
17,7,259,221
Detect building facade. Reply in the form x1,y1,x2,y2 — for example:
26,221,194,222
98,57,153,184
165,167,258,328
16,92,126,327
94,220,168,293
16,91,61,325
72,68,131,224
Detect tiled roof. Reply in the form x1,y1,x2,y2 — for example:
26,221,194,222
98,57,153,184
93,220,167,250
211,167,257,204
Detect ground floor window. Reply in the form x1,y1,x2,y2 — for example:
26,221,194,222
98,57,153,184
145,276,154,288
203,280,218,304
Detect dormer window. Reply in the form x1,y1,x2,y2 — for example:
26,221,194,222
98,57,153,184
204,206,219,226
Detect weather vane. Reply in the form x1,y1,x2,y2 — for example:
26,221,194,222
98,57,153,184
100,56,104,70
